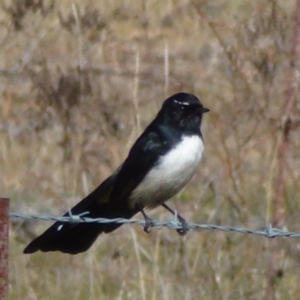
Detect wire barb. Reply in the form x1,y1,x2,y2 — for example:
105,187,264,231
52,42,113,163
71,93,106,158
66,209,90,224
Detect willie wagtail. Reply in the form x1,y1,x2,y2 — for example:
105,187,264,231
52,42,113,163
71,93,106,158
24,92,209,254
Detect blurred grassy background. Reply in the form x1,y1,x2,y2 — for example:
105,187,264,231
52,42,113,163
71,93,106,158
1,0,300,299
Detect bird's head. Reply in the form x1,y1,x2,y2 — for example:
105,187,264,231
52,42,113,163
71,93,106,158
159,92,209,131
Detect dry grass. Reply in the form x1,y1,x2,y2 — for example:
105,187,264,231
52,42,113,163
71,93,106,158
1,0,300,299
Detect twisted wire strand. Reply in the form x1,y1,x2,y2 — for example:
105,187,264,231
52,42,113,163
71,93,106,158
9,212,300,238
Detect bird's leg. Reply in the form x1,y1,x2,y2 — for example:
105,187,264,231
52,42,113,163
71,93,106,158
135,203,155,233
140,209,156,233
161,203,189,236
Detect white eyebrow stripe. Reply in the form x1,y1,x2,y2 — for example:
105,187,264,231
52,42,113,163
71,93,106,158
174,99,190,106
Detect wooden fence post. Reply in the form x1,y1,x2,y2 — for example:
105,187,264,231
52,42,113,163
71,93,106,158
0,198,9,300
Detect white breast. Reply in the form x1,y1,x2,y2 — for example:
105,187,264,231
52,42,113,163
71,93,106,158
130,135,204,208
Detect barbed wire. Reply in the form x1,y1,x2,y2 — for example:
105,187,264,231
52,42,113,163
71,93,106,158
9,211,300,238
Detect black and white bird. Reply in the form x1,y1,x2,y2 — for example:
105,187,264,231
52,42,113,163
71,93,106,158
24,92,209,254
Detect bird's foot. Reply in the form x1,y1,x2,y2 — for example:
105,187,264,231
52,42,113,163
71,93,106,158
161,203,189,236
139,207,155,233
143,215,155,233
176,215,189,236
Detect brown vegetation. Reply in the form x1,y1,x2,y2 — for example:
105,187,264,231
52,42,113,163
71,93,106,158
1,0,300,299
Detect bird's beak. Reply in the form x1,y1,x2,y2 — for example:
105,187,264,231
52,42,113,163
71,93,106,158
203,107,209,113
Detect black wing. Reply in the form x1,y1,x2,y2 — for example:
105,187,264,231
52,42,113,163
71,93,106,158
109,122,177,207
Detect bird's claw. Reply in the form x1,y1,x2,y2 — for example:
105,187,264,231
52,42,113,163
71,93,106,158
176,217,189,236
143,218,155,233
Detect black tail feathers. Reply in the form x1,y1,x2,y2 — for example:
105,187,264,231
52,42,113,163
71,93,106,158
24,222,105,254
24,220,121,254
23,207,136,254
24,176,138,254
